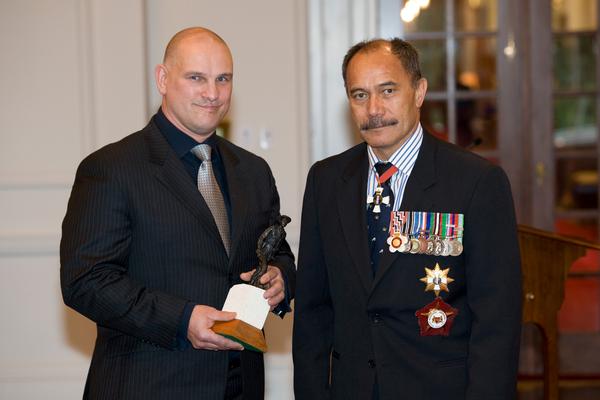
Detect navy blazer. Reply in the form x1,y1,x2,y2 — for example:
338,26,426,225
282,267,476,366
293,131,521,400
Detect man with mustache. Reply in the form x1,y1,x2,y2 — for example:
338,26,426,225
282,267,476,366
293,38,521,399
61,27,295,399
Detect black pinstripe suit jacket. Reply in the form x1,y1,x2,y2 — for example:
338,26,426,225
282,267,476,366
60,120,295,399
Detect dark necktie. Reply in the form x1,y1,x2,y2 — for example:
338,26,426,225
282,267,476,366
191,144,231,255
367,162,396,275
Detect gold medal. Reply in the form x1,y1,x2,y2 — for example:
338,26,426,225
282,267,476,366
419,263,454,296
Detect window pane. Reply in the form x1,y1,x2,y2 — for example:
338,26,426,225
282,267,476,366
456,37,497,90
413,40,446,91
553,34,597,91
554,96,597,149
421,100,447,141
456,97,497,150
552,0,598,31
456,0,498,32
402,0,445,33
556,158,599,210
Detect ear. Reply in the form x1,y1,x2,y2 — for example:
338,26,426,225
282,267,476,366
414,78,428,108
155,64,168,95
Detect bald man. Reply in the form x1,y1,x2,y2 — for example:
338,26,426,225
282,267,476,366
61,27,295,400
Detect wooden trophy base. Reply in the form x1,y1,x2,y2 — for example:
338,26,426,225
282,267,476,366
212,319,268,353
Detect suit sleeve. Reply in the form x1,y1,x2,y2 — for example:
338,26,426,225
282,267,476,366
60,155,187,349
464,165,522,399
293,164,334,400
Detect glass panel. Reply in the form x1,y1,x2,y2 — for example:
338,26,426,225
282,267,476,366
554,96,597,149
553,34,597,91
455,37,497,91
402,0,445,33
556,158,599,210
455,0,498,32
421,100,448,141
456,97,497,150
552,0,598,31
413,40,446,91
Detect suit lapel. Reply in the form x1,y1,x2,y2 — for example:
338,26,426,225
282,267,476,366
337,145,373,294
218,138,249,266
373,132,437,289
145,122,223,244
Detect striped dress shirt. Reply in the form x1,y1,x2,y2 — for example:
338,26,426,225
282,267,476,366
366,123,423,211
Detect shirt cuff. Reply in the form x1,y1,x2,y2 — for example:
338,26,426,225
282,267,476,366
176,301,195,350
272,266,292,318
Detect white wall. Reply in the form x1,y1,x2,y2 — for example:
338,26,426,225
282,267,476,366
0,1,308,398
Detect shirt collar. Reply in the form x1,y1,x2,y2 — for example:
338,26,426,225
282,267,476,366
153,107,219,159
367,123,423,176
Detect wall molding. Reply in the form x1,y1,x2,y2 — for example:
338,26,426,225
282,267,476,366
0,175,73,190
0,234,60,257
0,363,87,383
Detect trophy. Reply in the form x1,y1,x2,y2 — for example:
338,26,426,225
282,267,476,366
212,215,291,352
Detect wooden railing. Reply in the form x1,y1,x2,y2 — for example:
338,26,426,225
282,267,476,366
518,225,600,400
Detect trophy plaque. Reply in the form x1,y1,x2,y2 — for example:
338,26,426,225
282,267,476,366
212,215,291,353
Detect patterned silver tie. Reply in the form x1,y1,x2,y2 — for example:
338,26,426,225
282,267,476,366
191,144,230,255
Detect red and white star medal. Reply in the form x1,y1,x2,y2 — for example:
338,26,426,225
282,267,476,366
415,297,458,336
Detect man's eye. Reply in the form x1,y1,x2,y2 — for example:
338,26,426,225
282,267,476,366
353,92,367,100
189,76,201,81
383,88,394,95
217,75,230,82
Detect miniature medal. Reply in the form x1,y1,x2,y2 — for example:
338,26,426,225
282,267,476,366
425,238,435,255
418,233,428,254
447,213,464,256
387,233,406,253
388,211,407,253
450,240,463,256
441,238,452,256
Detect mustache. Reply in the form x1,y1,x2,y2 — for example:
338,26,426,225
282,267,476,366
360,117,398,131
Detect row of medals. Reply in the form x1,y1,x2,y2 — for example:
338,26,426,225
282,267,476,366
388,234,463,256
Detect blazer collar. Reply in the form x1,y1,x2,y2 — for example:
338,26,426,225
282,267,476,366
337,143,374,294
216,136,250,265
145,121,228,255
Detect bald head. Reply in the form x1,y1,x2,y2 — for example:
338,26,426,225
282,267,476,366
163,27,230,66
155,27,233,140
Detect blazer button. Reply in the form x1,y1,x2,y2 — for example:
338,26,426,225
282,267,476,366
368,359,376,368
371,313,382,324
